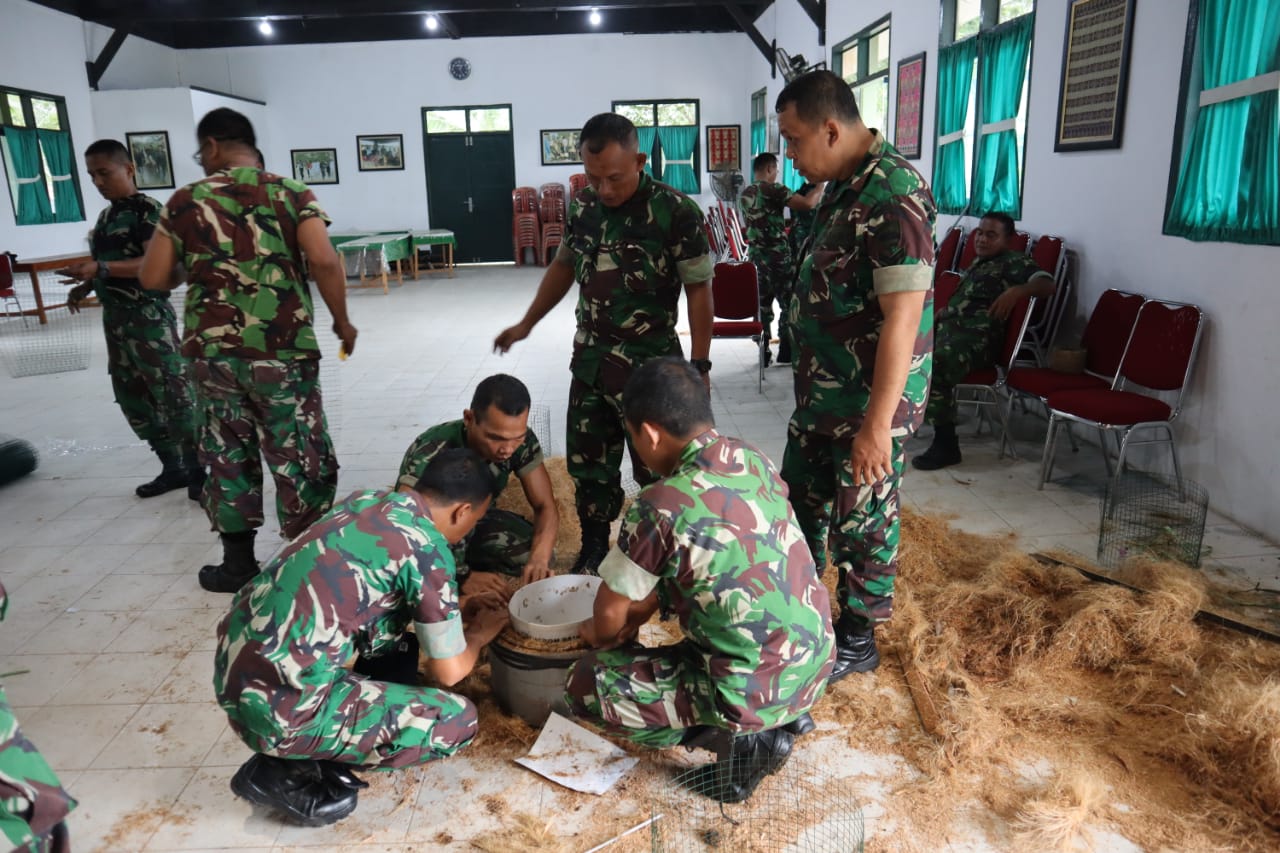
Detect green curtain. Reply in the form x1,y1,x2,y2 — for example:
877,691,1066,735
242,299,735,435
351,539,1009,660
971,14,1034,218
751,118,767,157
37,129,83,223
781,140,804,190
636,126,657,176
6,127,53,225
656,124,698,193
933,38,978,214
1165,0,1280,244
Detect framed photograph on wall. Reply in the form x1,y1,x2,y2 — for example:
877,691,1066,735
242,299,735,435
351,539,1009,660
894,52,927,160
126,130,174,190
356,134,404,171
290,148,339,184
1055,0,1138,151
706,125,741,172
540,129,583,166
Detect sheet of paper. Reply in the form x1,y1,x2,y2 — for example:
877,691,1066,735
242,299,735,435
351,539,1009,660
514,712,638,795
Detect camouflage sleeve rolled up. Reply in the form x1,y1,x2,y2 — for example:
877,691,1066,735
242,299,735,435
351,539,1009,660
670,191,713,284
407,527,464,660
512,428,544,479
864,187,936,296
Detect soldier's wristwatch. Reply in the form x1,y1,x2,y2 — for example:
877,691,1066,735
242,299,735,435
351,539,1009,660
690,358,712,374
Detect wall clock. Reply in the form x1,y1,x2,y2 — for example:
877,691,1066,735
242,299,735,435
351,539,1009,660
449,57,472,80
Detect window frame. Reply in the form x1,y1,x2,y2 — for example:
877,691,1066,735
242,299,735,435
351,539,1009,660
611,98,701,190
942,0,1034,46
0,84,85,225
832,15,892,134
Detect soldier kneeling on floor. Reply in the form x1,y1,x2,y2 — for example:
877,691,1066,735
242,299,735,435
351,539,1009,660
565,356,836,803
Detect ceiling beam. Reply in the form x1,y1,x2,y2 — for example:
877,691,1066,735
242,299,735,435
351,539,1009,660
85,27,128,91
434,11,462,38
794,0,825,46
724,3,774,70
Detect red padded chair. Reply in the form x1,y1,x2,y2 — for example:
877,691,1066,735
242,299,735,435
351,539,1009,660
955,229,979,270
935,270,963,314
710,261,765,393
953,293,1037,459
1017,235,1071,365
1037,299,1205,493
0,252,25,324
569,173,589,196
1008,230,1030,253
935,225,963,277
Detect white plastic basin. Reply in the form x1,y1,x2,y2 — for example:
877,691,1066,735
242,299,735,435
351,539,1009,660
508,575,602,641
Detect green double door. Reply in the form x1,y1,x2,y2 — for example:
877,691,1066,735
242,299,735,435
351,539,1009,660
422,104,515,263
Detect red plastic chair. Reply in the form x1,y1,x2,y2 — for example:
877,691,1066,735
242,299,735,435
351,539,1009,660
569,173,589,196
512,212,540,265
539,182,565,199
934,270,962,314
954,292,1038,458
935,225,963,277
540,221,564,266
1038,299,1205,493
710,261,765,393
1009,230,1030,253
512,187,538,214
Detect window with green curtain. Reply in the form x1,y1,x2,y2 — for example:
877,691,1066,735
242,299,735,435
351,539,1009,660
37,129,82,223
751,88,767,157
971,13,1033,218
832,16,892,134
1,86,84,225
636,125,657,176
613,99,700,188
932,38,978,214
6,127,53,224
656,125,698,193
1164,0,1280,245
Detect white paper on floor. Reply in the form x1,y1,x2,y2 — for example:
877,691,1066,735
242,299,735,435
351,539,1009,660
514,712,638,795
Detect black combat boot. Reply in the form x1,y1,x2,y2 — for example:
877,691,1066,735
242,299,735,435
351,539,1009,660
318,760,369,792
776,333,792,364
911,423,962,471
571,519,611,575
199,530,260,593
230,754,358,827
829,611,880,682
136,449,191,498
183,450,206,502
686,727,796,804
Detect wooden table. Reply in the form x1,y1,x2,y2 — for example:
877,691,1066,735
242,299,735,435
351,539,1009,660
411,230,457,279
335,232,412,293
11,252,93,324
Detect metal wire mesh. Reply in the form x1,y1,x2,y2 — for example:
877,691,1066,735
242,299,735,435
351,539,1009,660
0,290,94,378
311,298,344,438
527,402,553,457
1098,472,1208,568
651,755,864,853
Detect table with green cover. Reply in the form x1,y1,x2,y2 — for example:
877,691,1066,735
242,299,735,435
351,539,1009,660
410,229,457,278
335,232,412,292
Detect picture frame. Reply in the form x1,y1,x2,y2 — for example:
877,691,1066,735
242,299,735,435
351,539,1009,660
894,52,927,160
126,130,174,190
356,134,405,171
705,125,741,172
289,148,339,185
1054,0,1138,151
540,129,582,166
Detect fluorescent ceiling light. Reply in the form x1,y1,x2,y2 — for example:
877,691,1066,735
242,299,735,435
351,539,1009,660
589,9,602,26
258,19,273,35
425,15,439,31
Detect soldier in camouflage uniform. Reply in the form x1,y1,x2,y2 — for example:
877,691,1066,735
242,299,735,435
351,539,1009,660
565,357,834,804
912,211,1056,471
738,152,822,366
396,374,558,591
214,449,510,826
140,108,358,593
56,139,199,500
775,71,936,680
0,581,76,851
495,113,714,576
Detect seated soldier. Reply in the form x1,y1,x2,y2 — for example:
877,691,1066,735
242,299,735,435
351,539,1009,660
397,374,558,595
565,356,835,804
214,449,510,826
912,211,1057,470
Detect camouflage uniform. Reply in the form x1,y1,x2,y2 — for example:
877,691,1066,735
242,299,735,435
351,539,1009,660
739,181,795,343
0,583,76,852
928,251,1053,426
89,194,195,464
781,132,936,625
565,430,835,748
556,173,713,527
396,419,544,575
155,167,337,539
214,489,477,769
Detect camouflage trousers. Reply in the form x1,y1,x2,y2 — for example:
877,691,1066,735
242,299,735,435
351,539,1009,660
101,298,195,460
191,358,337,539
927,324,999,427
0,688,76,852
567,375,658,526
453,508,533,575
749,246,794,342
781,426,906,624
225,674,477,770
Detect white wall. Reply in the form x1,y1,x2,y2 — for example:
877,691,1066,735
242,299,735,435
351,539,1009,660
89,87,201,206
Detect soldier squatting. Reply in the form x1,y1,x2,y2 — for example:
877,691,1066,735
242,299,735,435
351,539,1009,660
10,64,997,841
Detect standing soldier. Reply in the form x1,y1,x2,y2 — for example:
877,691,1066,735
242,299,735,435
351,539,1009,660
56,139,199,499
775,71,936,679
140,108,357,593
494,113,714,576
566,357,834,804
738,153,821,366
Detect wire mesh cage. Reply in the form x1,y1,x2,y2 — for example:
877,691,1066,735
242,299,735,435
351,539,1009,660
0,298,94,378
1098,472,1209,568
527,402,553,457
651,754,864,852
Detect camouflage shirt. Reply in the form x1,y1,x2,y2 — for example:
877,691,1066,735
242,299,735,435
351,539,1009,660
396,419,543,492
555,172,713,389
739,180,793,256
941,251,1051,325
597,429,835,731
89,193,166,305
788,132,937,438
155,167,330,361
214,489,461,734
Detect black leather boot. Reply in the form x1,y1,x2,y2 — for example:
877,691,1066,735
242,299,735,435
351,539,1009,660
199,530,260,593
571,519,611,575
230,754,358,826
776,334,792,364
911,423,962,471
136,450,191,498
319,760,369,791
686,727,795,804
829,611,880,682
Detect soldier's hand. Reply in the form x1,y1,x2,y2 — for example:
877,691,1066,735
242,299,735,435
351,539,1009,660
520,558,553,586
334,320,358,357
65,283,94,314
988,287,1022,321
493,322,530,354
462,571,510,599
850,423,893,487
472,601,510,642
462,590,509,620
55,261,97,283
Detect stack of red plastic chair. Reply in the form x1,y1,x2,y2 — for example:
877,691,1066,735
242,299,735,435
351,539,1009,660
538,186,567,266
569,173,589,196
512,187,539,265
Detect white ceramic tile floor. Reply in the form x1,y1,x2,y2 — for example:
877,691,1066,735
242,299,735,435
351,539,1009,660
0,264,1275,850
